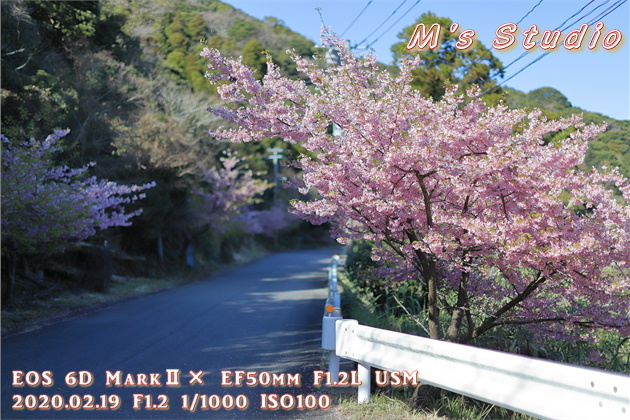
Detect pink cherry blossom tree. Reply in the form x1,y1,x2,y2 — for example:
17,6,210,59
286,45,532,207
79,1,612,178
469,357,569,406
187,151,269,236
200,31,630,344
1,129,155,302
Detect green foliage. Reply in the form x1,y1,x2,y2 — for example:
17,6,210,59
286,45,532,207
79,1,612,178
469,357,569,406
165,50,187,75
28,1,100,43
345,239,380,285
153,10,214,93
585,130,630,179
206,1,235,13
164,12,185,39
287,37,315,57
167,30,188,50
337,390,534,420
186,13,206,40
505,87,630,180
345,240,428,332
241,38,267,80
227,19,257,40
264,16,284,27
505,86,571,114
391,12,504,103
528,87,573,110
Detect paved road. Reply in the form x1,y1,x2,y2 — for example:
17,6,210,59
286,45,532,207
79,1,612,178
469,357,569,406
1,248,344,419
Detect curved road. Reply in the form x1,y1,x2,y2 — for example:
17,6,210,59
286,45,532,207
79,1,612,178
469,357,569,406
1,248,343,419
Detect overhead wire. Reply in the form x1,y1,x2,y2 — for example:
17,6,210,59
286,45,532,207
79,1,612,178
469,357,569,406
502,0,605,73
487,0,627,93
554,0,599,30
354,0,410,47
341,0,373,37
516,0,545,25
587,0,627,23
365,0,423,50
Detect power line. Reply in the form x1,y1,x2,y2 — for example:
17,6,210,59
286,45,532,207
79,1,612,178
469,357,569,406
516,0,545,25
341,0,373,37
587,0,627,23
355,0,410,47
555,0,599,30
365,0,423,50
488,0,627,93
501,0,606,73
504,0,610,61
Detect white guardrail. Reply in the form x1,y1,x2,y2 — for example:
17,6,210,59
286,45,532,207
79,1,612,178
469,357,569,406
321,256,630,420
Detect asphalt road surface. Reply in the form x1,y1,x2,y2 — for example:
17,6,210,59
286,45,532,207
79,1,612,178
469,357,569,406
1,248,347,419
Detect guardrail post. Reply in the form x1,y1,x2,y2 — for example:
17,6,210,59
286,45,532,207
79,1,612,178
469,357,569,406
329,353,340,383
330,255,341,308
322,306,342,382
322,255,343,382
358,362,370,403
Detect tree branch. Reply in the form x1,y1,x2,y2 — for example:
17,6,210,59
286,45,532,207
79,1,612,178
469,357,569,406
468,271,548,341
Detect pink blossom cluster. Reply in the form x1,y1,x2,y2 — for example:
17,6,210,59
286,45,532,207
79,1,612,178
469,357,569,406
1,130,155,254
189,152,269,234
201,31,629,342
236,205,298,236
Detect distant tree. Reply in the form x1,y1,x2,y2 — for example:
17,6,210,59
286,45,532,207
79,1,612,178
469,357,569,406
227,19,256,40
186,13,207,40
165,50,187,76
167,30,188,51
586,130,630,179
237,205,297,236
188,152,269,236
263,16,285,27
288,37,315,57
391,12,504,102
241,38,267,80
28,1,100,44
527,87,573,111
164,12,186,43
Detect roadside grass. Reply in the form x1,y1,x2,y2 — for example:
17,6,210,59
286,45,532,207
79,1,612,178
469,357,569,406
1,275,188,335
335,392,445,420
332,388,534,420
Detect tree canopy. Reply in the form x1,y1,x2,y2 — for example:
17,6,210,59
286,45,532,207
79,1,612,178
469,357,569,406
391,12,504,103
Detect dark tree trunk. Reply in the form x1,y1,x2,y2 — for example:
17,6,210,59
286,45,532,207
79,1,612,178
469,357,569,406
426,258,440,340
3,252,16,305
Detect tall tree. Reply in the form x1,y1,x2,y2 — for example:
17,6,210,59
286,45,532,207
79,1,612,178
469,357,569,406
200,32,630,344
28,0,100,44
391,12,504,102
241,38,267,80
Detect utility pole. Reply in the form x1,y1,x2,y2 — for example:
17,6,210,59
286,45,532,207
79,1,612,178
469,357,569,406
326,47,341,66
267,147,284,204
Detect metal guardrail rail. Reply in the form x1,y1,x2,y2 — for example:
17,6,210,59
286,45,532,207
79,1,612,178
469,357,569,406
335,319,630,420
